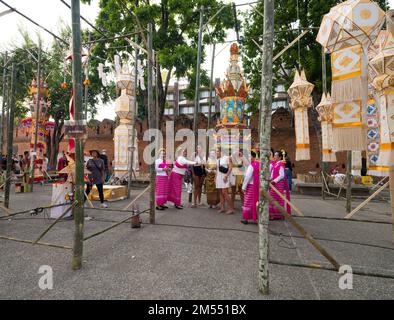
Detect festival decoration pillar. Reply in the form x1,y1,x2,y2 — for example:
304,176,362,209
369,16,394,176
114,59,139,179
317,93,337,162
28,79,50,182
317,0,385,151
215,43,250,155
288,70,314,161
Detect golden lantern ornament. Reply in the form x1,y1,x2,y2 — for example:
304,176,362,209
316,93,337,162
288,70,315,161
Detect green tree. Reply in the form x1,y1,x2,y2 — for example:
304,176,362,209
242,0,389,113
82,0,235,126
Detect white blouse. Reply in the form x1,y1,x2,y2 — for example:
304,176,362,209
270,163,285,183
172,156,196,175
155,158,168,177
242,164,254,190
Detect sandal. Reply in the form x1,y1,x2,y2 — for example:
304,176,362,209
175,205,184,210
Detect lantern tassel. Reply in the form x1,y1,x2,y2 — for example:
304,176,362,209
331,77,363,104
332,126,366,151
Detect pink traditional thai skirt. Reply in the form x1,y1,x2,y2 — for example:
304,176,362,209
156,175,169,206
242,184,257,221
167,172,183,206
269,180,291,219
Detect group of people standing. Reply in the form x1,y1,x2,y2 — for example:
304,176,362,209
154,146,292,223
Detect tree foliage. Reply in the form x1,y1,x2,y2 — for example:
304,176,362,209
82,0,236,124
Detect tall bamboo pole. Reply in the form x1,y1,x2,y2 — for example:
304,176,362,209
84,32,91,120
390,166,394,243
346,150,352,213
193,6,204,149
127,34,139,200
321,47,327,200
29,42,41,192
71,0,85,270
258,0,275,295
0,51,8,157
4,62,16,209
206,43,216,157
147,23,156,224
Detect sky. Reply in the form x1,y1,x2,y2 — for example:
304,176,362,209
1,0,393,120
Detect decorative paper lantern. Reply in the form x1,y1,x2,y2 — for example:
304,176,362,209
369,13,394,176
316,93,337,162
288,70,314,161
316,0,385,53
317,0,385,152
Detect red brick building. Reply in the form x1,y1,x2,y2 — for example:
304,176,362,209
9,108,347,176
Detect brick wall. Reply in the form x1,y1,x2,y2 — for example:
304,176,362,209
8,109,346,175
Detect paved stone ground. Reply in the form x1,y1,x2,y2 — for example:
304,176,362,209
0,184,393,300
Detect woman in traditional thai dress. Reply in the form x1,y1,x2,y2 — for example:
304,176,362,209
281,149,293,191
230,150,249,209
216,148,233,214
205,149,219,208
191,144,206,208
167,148,196,209
269,151,291,220
155,148,171,210
241,150,260,224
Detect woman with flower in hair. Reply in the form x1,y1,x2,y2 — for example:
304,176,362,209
269,151,291,220
167,147,196,209
241,149,260,224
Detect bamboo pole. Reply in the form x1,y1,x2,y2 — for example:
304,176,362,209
258,0,275,295
29,42,41,192
193,6,204,149
127,33,139,200
4,62,16,209
260,188,341,270
123,184,150,210
344,181,389,219
83,209,148,242
0,51,7,158
346,150,352,213
389,166,394,243
0,235,72,250
206,43,216,157
147,23,156,224
33,202,76,245
71,0,85,271
269,183,304,217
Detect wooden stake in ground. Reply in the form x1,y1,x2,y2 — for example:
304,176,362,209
258,0,275,295
147,23,156,224
71,0,86,271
